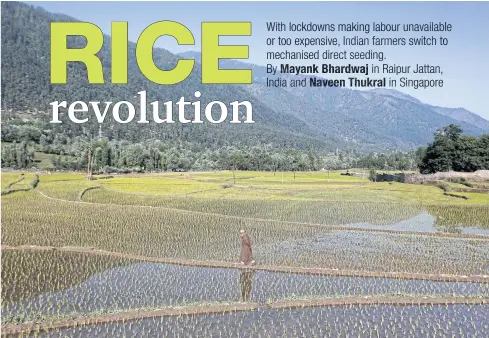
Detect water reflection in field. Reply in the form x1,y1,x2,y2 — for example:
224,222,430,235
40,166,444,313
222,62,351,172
2,251,488,322
34,304,489,337
348,211,489,235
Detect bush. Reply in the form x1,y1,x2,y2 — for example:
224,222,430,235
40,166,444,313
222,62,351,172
368,169,377,182
436,182,451,192
29,174,39,189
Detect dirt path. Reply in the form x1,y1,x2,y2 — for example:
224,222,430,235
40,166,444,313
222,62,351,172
35,189,489,241
2,296,487,336
3,245,489,284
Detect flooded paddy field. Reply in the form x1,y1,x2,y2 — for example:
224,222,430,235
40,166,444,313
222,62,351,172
19,304,489,337
2,250,488,324
2,172,489,336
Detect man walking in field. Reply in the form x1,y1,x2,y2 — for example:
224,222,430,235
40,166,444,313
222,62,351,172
239,230,255,265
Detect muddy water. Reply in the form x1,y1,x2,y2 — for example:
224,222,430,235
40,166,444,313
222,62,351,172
256,229,489,276
30,304,489,337
2,251,488,322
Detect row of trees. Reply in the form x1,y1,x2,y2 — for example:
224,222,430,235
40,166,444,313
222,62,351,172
1,141,35,169
1,136,325,173
352,150,422,172
0,130,427,173
418,124,489,174
3,133,425,173
3,122,487,175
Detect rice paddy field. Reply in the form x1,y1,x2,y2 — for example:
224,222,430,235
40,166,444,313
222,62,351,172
1,170,489,336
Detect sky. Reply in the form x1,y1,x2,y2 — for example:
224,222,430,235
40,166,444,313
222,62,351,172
27,1,489,119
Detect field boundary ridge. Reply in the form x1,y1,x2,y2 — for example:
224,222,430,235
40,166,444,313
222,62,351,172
3,245,489,284
35,189,489,241
1,296,487,336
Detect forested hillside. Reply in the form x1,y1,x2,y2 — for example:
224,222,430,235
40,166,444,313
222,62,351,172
2,1,489,173
1,1,333,151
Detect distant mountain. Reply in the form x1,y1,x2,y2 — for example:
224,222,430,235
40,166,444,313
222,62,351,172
427,106,489,131
368,89,489,131
1,2,488,153
179,51,489,149
367,89,422,105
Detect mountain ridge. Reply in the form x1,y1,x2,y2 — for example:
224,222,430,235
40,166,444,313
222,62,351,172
178,51,489,132
1,1,336,151
178,51,489,149
1,1,487,153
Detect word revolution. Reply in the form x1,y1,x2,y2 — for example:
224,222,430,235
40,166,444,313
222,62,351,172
49,91,254,124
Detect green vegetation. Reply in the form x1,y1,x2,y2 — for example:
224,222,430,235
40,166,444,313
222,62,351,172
1,1,332,153
0,141,35,169
15,304,489,336
1,172,39,195
4,123,488,178
419,124,489,173
2,1,489,334
3,250,488,324
2,170,489,334
1,250,133,306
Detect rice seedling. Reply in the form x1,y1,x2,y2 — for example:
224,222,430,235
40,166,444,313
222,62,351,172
3,251,488,323
2,171,489,335
30,171,489,205
3,191,489,275
84,188,489,231
22,304,489,337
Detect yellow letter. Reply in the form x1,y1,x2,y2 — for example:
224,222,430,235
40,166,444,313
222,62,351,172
136,21,195,85
50,22,104,84
201,22,252,84
112,22,128,84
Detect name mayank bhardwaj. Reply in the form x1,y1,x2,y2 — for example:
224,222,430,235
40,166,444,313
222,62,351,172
279,63,442,76
276,63,443,88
